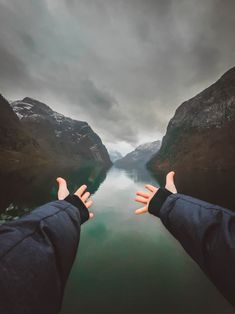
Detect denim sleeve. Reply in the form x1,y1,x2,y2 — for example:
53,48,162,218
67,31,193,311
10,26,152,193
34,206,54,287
0,200,82,314
152,193,235,307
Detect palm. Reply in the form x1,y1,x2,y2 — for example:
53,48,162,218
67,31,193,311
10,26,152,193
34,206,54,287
134,171,177,215
56,177,94,219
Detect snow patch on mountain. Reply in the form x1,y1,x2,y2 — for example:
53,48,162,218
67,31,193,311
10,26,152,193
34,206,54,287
115,140,161,169
10,97,112,166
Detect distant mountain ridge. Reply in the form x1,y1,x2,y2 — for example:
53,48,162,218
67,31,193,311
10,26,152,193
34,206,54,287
0,95,34,152
0,94,46,170
10,97,111,167
115,141,161,169
109,150,123,163
148,67,235,172
0,94,111,170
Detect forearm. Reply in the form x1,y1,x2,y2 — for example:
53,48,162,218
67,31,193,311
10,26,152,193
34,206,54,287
0,198,88,313
1,198,89,279
157,194,226,263
150,191,235,265
149,190,235,305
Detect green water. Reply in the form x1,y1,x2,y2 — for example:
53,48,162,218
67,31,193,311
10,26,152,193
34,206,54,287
61,166,234,314
0,165,234,313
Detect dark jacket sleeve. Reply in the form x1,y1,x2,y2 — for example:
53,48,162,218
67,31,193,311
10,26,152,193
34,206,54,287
0,197,89,314
149,189,235,307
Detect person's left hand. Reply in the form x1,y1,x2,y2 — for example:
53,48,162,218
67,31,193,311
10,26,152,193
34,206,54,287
134,171,177,215
56,177,94,219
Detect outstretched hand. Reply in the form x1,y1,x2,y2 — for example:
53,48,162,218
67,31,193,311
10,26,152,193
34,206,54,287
56,177,94,219
134,171,177,215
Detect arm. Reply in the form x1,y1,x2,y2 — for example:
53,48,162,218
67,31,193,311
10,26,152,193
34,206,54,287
149,190,235,271
135,172,235,307
0,178,93,314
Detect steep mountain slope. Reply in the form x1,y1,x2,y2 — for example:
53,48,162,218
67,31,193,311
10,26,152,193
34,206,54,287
11,97,112,167
0,95,37,151
0,94,45,169
148,67,235,172
115,141,161,169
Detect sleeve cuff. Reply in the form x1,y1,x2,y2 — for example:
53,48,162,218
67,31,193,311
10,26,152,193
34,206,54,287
148,188,172,217
64,195,89,224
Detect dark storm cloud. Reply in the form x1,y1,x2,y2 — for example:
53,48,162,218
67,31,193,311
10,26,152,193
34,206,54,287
0,0,235,152
0,45,27,82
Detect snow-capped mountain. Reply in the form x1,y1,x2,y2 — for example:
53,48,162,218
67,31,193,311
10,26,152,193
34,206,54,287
115,141,161,169
0,94,47,170
11,97,112,167
0,95,38,153
109,150,123,163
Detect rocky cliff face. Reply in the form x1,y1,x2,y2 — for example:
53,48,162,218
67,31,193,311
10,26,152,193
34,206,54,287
11,97,112,167
115,141,161,169
148,67,235,172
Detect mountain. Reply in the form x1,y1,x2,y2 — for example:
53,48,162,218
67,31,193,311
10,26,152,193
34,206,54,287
109,150,123,163
10,97,112,168
0,94,32,151
115,141,161,169
148,67,235,172
0,94,46,170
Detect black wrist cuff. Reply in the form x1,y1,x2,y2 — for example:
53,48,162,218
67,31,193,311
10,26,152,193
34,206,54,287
148,188,172,217
65,194,89,224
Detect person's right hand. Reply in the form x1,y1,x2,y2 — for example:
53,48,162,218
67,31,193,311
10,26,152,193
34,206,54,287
134,171,177,215
57,177,94,219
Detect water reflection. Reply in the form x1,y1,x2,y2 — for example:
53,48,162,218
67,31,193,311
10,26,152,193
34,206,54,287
61,167,234,314
0,165,234,313
120,164,158,184
0,163,108,222
149,168,235,211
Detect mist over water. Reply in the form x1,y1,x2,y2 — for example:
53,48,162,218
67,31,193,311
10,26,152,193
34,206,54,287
0,165,234,313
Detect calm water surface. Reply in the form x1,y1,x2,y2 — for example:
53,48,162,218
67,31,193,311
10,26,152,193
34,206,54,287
0,165,234,314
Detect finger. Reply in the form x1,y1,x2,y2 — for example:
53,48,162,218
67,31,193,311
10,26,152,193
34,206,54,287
56,177,69,200
165,171,177,193
136,191,151,198
82,192,90,202
145,184,158,193
85,200,93,209
89,212,94,219
74,184,87,197
166,171,175,185
135,196,148,204
135,207,148,215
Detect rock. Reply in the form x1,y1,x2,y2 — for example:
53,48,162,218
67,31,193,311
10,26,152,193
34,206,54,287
0,94,45,171
11,97,112,168
148,67,235,172
115,141,161,169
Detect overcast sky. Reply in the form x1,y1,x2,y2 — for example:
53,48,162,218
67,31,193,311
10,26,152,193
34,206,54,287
0,0,235,154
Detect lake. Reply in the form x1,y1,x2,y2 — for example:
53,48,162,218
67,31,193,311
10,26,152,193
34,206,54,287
0,164,234,314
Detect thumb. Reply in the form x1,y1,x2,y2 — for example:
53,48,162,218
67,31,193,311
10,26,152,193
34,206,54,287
56,177,70,200
165,171,177,194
